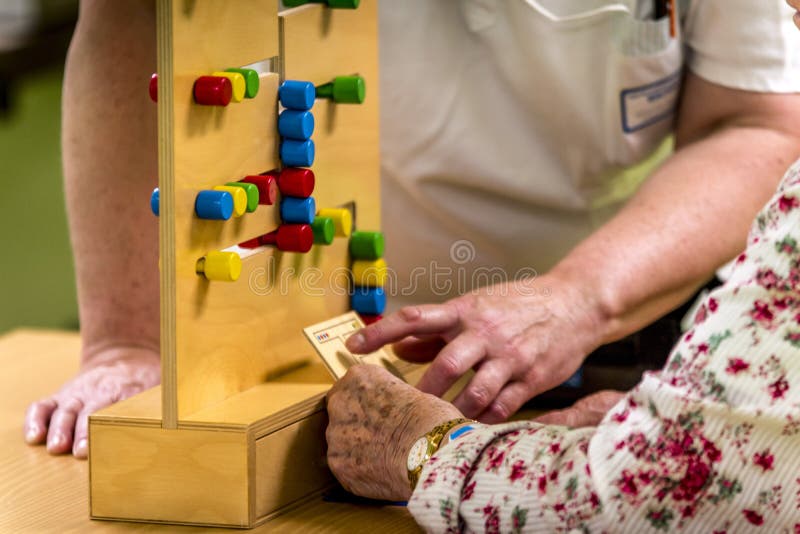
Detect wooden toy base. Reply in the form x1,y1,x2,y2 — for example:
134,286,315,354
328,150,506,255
89,365,335,528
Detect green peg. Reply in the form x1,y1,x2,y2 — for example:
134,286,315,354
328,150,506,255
349,231,384,260
225,68,260,98
226,182,259,212
284,0,360,8
311,217,335,245
316,75,365,104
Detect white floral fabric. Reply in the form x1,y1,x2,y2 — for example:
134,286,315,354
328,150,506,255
408,160,800,533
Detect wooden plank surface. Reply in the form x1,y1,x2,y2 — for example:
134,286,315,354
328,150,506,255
0,329,421,533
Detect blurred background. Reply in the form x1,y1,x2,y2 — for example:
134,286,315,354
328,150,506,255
0,0,78,333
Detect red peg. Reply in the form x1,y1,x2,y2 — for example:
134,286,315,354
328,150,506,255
193,76,232,106
360,314,383,325
260,224,313,253
277,168,315,198
239,236,261,249
149,73,158,102
241,174,278,205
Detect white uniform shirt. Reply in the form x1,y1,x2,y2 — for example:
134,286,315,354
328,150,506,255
379,0,800,306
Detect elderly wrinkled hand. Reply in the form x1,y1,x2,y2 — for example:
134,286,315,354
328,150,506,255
532,389,625,428
325,365,462,501
345,275,606,423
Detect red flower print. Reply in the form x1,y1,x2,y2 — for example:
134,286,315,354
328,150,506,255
626,432,649,459
681,504,696,518
537,475,547,495
696,343,709,355
768,376,789,400
750,300,775,325
638,469,656,485
673,459,711,501
790,268,800,288
756,269,779,290
753,450,775,471
725,358,750,375
549,442,561,454
618,470,639,496
736,252,747,263
708,298,719,312
694,305,708,324
778,195,799,212
422,471,437,489
509,460,526,482
553,502,565,513
485,447,505,471
463,480,476,501
612,409,629,423
742,509,764,526
703,439,722,463
483,504,500,534
458,461,472,477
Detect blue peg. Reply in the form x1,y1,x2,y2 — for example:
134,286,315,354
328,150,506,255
278,109,315,140
279,80,315,111
195,190,234,220
280,196,316,224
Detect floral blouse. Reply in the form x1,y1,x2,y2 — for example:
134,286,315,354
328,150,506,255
408,160,800,533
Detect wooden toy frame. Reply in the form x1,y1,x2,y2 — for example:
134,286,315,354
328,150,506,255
88,0,380,527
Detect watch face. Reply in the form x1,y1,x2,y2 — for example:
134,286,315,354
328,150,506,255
407,436,429,471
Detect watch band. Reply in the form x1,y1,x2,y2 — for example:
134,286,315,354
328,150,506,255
408,417,473,490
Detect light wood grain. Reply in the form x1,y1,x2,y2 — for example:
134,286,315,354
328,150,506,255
0,329,422,533
161,0,382,422
90,425,250,526
254,411,332,520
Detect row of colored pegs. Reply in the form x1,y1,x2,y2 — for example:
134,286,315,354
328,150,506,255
150,173,279,220
149,68,260,106
238,205,352,253
279,76,365,109
349,231,386,323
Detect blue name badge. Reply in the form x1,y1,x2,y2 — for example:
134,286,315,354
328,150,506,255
620,71,681,134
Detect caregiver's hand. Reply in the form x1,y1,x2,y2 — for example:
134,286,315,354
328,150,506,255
24,347,160,458
345,275,607,423
326,365,463,501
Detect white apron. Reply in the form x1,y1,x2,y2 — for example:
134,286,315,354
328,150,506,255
379,0,683,306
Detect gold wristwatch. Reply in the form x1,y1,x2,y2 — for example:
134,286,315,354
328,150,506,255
407,418,472,490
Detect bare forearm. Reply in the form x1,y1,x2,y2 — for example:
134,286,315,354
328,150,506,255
553,124,799,343
63,0,159,363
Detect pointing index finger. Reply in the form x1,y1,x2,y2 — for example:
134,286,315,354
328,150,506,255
346,304,460,354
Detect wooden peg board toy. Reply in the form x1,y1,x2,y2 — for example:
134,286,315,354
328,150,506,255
88,0,384,527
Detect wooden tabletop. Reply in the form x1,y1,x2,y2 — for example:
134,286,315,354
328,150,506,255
0,329,421,533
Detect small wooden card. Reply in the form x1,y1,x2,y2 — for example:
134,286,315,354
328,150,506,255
303,311,405,381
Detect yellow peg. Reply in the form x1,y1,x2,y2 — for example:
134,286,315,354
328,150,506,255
317,208,352,237
212,71,246,102
351,258,387,287
213,185,248,217
196,251,242,282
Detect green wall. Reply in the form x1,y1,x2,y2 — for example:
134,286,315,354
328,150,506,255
0,66,78,333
